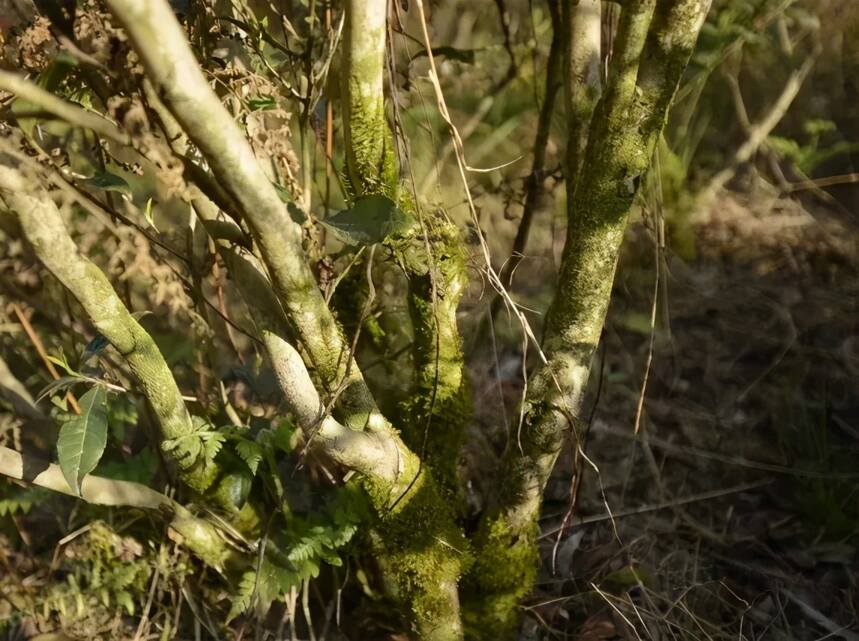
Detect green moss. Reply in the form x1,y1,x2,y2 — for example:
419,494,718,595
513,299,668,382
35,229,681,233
362,454,469,641
169,508,234,571
341,20,399,200
343,91,399,199
394,215,470,499
462,514,540,640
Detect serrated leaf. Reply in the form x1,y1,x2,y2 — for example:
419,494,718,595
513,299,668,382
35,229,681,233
228,558,297,622
322,195,415,246
162,416,226,468
202,430,226,462
228,570,257,621
235,439,263,475
85,171,131,196
57,386,108,495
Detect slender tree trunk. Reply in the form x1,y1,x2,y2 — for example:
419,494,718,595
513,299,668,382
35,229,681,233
465,2,712,638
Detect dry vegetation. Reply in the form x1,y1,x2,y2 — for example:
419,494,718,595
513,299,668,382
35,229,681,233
1,0,858,639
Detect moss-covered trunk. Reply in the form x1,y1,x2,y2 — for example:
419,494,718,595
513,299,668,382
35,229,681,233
464,1,712,637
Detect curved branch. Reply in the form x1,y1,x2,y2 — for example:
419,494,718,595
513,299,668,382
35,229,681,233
0,161,218,497
220,248,399,482
0,445,234,571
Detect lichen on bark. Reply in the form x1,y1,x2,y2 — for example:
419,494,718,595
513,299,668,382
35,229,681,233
466,1,713,635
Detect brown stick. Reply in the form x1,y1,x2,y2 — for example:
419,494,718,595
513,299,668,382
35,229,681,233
10,303,81,414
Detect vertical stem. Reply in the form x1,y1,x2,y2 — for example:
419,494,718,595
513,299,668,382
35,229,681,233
494,0,563,303
563,0,603,185
341,0,397,198
466,2,712,637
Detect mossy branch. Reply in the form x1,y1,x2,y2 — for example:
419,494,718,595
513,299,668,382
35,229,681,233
397,216,469,498
102,0,382,436
341,0,398,198
338,0,470,497
0,162,219,499
220,246,467,640
0,445,234,571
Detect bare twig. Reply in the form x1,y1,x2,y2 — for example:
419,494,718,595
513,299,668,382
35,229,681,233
10,303,81,415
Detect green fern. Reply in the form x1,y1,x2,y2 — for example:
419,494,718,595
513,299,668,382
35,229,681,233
235,439,264,475
162,416,225,469
0,485,48,517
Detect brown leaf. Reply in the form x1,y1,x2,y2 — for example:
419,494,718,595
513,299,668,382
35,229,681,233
576,615,618,641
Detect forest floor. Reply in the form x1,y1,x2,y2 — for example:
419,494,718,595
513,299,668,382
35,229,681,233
467,184,859,640
1,183,856,641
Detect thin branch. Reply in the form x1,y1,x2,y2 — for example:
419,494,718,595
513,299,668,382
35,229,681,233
698,54,816,204
0,445,234,571
10,303,81,414
493,0,564,315
0,70,129,145
0,161,220,497
103,0,386,437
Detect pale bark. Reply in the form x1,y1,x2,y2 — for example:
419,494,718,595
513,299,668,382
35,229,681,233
219,248,401,481
103,0,383,435
563,0,603,182
0,445,234,570
0,162,219,499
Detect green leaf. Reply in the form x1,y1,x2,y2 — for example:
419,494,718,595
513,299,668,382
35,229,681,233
85,171,132,196
322,195,415,246
36,375,84,404
143,197,158,231
57,386,109,495
271,183,307,224
235,439,263,475
248,95,276,111
272,418,298,453
228,558,298,621
162,418,225,469
97,447,157,485
46,350,75,375
0,486,48,517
